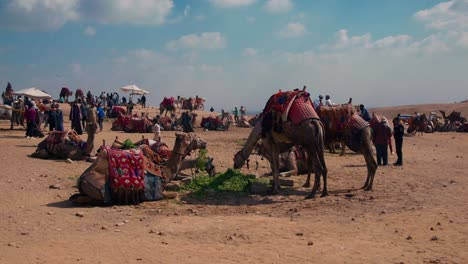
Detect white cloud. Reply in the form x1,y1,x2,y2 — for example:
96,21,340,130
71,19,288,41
0,0,79,31
83,26,96,36
414,0,468,30
457,31,468,47
372,35,411,48
264,0,293,13
184,5,190,17
246,16,256,23
79,0,174,25
195,15,206,21
209,0,257,8
0,0,174,31
243,48,258,56
277,22,306,38
166,32,226,50
69,63,81,74
333,29,371,49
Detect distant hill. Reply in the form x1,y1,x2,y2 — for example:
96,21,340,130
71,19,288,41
369,102,468,119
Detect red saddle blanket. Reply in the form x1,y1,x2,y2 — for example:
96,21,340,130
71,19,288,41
349,114,369,131
263,90,319,125
317,104,356,133
106,146,145,191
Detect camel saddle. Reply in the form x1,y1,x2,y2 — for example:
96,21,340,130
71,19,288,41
263,90,319,125
317,103,356,134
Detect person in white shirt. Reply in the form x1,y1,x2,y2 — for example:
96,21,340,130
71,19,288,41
152,122,161,142
313,94,323,110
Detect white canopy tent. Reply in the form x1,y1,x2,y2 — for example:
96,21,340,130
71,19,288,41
120,84,149,95
12,87,51,100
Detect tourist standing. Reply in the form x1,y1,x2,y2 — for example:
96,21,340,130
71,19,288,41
152,120,161,142
47,104,58,131
141,94,146,108
371,116,392,166
80,101,88,130
233,106,239,123
181,111,194,133
86,104,98,155
97,104,105,132
393,115,404,166
70,102,83,134
24,104,36,138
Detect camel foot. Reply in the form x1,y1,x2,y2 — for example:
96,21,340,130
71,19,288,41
364,186,373,191
320,192,329,197
268,187,280,195
163,191,178,199
302,183,310,188
69,194,93,205
305,193,316,199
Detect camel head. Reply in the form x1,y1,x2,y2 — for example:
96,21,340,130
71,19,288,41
173,132,207,159
233,150,247,169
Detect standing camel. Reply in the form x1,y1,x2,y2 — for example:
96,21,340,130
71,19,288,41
234,90,327,198
160,97,177,116
59,87,72,103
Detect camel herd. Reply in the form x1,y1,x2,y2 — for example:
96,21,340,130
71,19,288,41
20,88,468,205
407,110,468,134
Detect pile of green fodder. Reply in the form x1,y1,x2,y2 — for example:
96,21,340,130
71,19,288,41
180,168,269,197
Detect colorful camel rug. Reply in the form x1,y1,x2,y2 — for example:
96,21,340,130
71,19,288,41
106,146,145,191
317,104,356,134
263,90,319,125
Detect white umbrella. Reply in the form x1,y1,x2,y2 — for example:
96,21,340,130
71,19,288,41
12,87,51,100
120,84,149,95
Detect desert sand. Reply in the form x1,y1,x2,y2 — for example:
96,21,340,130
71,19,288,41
0,103,467,264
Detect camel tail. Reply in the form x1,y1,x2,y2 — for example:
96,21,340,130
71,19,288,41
312,119,327,171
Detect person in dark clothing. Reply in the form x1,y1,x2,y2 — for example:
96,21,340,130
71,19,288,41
80,102,88,130
359,104,371,122
181,111,194,133
210,106,214,112
371,117,392,166
393,115,404,166
141,95,146,108
24,104,36,138
47,105,58,131
70,102,83,134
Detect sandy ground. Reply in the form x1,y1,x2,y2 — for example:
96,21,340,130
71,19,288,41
0,104,467,264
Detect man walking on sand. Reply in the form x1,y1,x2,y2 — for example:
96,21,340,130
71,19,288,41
393,115,404,166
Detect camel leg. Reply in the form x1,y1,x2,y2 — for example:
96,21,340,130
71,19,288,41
302,155,313,188
340,139,347,156
271,145,281,194
265,135,281,194
361,129,378,191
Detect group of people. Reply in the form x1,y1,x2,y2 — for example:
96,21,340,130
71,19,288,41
368,112,404,166
69,99,105,135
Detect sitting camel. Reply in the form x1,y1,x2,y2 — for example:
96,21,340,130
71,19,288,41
70,133,209,205
31,130,94,160
254,140,309,178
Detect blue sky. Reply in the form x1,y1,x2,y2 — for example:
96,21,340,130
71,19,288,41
1,0,467,111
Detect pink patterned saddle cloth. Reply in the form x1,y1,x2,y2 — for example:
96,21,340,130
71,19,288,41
105,146,145,191
287,96,319,125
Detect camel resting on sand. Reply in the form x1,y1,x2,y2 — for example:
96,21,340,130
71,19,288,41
31,130,94,160
254,140,309,178
70,132,209,205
